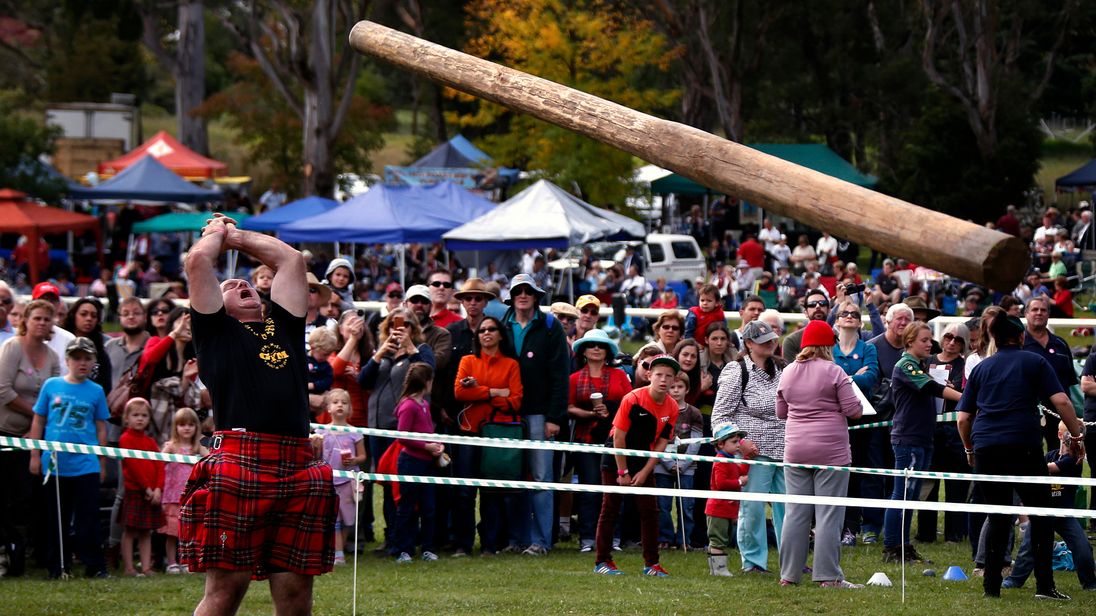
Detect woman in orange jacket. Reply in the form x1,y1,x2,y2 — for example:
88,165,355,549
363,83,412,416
453,316,523,554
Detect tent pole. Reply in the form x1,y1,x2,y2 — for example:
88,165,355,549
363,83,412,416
126,234,135,265
568,263,574,303
28,231,40,286
400,244,406,289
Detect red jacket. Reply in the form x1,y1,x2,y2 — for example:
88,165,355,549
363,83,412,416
688,305,726,346
454,351,523,433
737,239,765,269
705,451,748,519
120,429,165,492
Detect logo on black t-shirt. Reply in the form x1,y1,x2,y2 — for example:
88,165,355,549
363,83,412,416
259,342,289,369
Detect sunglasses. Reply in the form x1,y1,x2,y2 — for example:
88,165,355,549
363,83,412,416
806,300,829,308
559,315,577,322
429,281,454,289
580,307,600,316
462,295,488,303
837,310,860,319
660,324,681,331
150,308,171,316
0,297,12,305
387,291,402,299
478,326,500,334
512,286,538,297
942,333,963,345
407,296,431,305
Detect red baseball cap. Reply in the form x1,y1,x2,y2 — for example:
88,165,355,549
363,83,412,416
32,282,61,300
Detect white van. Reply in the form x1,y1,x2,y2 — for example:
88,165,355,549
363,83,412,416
616,233,707,283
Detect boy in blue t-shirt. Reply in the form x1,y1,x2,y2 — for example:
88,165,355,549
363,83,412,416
27,337,111,579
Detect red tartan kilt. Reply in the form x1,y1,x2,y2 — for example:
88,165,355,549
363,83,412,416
122,493,165,530
178,431,336,580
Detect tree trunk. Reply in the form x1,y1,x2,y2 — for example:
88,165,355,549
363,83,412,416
303,0,337,197
175,0,208,155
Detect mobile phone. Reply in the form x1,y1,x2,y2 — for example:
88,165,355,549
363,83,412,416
392,315,405,329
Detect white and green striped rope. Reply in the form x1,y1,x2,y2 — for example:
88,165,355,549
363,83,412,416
2,435,1093,519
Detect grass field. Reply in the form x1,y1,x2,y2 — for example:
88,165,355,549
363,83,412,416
5,533,1096,615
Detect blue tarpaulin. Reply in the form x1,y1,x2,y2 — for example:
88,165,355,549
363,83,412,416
241,196,339,232
69,155,223,203
278,182,495,244
1056,159,1096,190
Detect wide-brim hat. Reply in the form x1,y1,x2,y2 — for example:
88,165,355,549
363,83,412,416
902,296,940,321
305,273,332,304
454,277,496,300
572,328,620,357
711,422,748,442
507,273,545,297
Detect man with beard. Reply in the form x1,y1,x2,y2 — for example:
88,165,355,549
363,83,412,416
781,288,831,358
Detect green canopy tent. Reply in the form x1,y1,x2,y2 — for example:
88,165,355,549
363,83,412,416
649,143,877,195
132,211,251,234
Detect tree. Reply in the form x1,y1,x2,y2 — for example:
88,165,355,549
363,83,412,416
453,0,679,205
0,91,66,201
217,0,377,197
197,53,391,196
140,0,210,155
920,0,1079,160
648,0,787,141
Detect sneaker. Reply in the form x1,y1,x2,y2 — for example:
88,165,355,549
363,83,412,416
422,551,439,562
1035,588,1071,601
643,564,670,577
579,543,593,554
1001,579,1019,589
333,557,347,566
972,567,985,577
166,564,184,574
904,545,931,564
819,579,864,589
611,541,623,552
395,552,413,564
743,565,771,574
500,544,524,554
841,529,857,547
594,561,624,575
861,531,879,545
522,544,548,556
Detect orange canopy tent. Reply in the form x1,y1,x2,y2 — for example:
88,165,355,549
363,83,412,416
0,189,103,285
97,131,227,180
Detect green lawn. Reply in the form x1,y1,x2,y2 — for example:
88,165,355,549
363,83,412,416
6,536,1095,615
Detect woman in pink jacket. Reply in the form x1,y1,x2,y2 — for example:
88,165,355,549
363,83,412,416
775,320,862,588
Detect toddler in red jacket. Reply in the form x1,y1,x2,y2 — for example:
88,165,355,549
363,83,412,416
706,422,749,577
119,398,165,576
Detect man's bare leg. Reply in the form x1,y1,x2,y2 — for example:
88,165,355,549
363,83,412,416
195,568,252,616
270,571,315,616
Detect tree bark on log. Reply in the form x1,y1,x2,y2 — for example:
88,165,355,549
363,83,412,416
349,20,1027,290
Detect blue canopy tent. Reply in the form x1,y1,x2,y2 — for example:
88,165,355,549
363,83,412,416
241,196,339,232
8,156,83,193
412,134,489,167
1056,159,1096,191
69,155,223,203
279,182,496,287
386,135,520,188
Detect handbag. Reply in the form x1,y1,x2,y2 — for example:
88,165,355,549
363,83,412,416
479,410,527,482
106,361,153,424
867,376,895,422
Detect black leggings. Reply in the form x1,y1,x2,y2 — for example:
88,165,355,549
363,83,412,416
974,444,1054,594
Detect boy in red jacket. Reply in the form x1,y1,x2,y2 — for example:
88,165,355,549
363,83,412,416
119,398,165,576
706,422,749,577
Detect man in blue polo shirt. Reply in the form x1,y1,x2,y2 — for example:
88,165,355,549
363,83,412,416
1021,296,1077,450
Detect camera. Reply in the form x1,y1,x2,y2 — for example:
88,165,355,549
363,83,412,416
844,283,866,295
356,309,365,317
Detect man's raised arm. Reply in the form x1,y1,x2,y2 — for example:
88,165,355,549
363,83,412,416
185,219,230,315
226,224,308,317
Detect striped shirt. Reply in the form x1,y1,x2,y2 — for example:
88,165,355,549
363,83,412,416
711,355,785,459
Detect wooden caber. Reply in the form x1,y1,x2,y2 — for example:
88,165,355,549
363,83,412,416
348,21,1029,290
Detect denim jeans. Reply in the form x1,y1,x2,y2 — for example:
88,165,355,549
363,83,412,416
525,415,556,550
393,453,436,556
1006,518,1096,589
480,489,527,552
846,427,889,534
737,457,785,571
654,472,694,544
882,444,932,549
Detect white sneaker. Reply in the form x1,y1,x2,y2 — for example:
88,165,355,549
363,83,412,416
422,551,439,562
165,564,183,575
396,552,413,564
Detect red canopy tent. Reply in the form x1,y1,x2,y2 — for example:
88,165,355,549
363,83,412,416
97,131,227,180
0,189,103,285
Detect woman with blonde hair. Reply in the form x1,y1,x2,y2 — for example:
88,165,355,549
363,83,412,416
776,320,863,588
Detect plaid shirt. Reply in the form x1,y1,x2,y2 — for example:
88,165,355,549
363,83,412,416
711,355,785,459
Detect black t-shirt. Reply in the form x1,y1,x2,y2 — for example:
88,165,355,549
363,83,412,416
1023,332,1077,408
1080,353,1096,417
192,301,310,437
